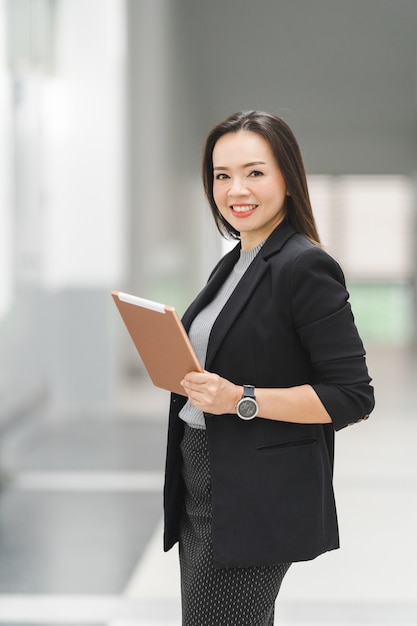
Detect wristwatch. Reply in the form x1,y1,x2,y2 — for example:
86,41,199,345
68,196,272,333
236,385,259,420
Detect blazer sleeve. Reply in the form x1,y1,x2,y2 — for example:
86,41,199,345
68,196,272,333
290,245,375,431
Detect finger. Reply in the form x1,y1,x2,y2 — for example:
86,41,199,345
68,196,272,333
183,370,213,384
182,377,209,390
181,379,201,392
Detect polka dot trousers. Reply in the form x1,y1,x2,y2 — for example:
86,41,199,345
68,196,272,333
179,424,291,625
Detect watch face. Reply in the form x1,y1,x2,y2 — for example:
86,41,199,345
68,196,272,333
237,398,258,420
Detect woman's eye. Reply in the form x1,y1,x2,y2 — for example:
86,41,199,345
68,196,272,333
215,173,229,180
249,170,263,177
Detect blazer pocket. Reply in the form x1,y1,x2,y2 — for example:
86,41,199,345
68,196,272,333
256,438,317,453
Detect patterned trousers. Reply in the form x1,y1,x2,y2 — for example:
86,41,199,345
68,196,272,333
179,424,291,626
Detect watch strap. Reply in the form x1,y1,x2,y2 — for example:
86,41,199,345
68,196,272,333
243,384,256,399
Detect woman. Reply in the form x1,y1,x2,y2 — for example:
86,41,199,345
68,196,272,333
163,111,375,625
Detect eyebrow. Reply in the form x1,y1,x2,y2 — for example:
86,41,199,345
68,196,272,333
213,161,267,170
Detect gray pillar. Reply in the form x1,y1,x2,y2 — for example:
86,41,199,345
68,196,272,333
125,0,221,369
411,173,417,349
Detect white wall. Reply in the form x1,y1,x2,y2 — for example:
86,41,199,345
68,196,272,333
42,0,126,290
0,0,128,421
0,0,12,318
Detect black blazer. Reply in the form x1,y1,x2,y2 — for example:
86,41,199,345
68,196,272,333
163,220,374,568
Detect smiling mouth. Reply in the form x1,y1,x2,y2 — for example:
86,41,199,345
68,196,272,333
230,204,258,217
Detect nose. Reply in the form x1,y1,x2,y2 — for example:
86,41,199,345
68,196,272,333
228,176,249,197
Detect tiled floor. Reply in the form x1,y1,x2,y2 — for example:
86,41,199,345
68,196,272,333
0,346,416,625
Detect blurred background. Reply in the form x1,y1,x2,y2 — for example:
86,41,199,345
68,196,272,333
0,0,416,624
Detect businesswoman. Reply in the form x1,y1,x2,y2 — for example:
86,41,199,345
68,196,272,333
163,111,375,625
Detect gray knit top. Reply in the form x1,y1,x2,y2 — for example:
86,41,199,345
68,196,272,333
179,241,264,429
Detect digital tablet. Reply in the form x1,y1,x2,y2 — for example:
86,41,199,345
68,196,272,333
112,291,202,396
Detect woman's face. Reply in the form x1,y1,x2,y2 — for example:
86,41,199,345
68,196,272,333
212,130,287,250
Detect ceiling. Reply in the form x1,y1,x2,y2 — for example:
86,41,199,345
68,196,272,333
174,0,417,175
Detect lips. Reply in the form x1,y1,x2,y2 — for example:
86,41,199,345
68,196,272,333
230,204,258,217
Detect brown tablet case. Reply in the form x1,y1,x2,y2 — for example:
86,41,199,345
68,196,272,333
111,291,202,396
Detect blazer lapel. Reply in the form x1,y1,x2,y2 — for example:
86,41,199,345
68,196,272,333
182,219,297,371
204,252,268,370
205,220,297,370
181,243,241,333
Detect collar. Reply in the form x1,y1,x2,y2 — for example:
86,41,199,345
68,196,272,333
260,218,297,260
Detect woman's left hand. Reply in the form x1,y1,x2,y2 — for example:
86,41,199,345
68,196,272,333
181,370,241,415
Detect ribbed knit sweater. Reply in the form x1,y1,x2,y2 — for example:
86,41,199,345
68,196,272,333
179,241,264,429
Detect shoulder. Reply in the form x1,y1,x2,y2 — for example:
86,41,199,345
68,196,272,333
283,237,349,326
267,232,345,283
258,231,349,327
262,221,341,271
293,237,345,281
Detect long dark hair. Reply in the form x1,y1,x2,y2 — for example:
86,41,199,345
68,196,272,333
202,111,321,244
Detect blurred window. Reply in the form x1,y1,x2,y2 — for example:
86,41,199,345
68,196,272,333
310,176,414,345
310,176,413,281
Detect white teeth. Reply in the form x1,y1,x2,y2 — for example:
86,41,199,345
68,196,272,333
232,205,257,213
